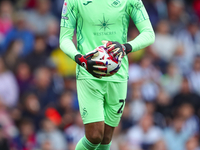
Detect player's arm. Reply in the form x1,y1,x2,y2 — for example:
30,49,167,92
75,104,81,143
60,27,80,60
60,28,107,78
104,0,155,58
59,0,107,78
127,0,155,53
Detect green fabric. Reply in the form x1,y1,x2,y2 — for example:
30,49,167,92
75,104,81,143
60,27,80,60
96,142,112,150
77,79,127,127
59,0,154,81
75,138,86,150
128,19,155,52
75,136,100,150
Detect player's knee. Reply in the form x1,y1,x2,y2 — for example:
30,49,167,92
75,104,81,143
101,134,112,144
87,129,104,144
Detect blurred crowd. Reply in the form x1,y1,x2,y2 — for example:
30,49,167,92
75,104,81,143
0,0,200,150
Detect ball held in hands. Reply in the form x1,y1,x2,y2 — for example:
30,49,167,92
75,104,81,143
91,46,121,76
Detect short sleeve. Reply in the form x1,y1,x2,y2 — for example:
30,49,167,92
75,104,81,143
60,0,78,28
128,0,149,24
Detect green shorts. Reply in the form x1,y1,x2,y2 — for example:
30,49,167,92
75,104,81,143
77,79,127,127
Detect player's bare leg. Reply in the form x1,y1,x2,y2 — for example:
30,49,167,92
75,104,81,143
75,121,114,150
75,121,104,150
95,124,114,150
101,124,115,144
85,121,104,144
85,122,114,150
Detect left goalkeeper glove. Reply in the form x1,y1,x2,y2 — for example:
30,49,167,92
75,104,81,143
75,50,107,78
102,41,132,61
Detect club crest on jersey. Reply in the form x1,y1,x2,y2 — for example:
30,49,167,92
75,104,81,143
111,0,121,7
134,0,143,9
62,2,67,15
81,108,88,118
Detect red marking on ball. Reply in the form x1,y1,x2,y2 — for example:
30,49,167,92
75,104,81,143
97,47,104,53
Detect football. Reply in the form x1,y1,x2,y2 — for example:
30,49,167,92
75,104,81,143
92,46,121,76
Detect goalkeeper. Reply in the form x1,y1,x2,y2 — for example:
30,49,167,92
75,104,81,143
60,0,155,149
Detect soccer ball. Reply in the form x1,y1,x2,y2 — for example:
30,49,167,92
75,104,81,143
92,46,121,76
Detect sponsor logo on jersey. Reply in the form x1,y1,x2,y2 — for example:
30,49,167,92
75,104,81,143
62,16,68,20
93,31,117,36
95,15,114,31
111,0,121,7
62,2,67,15
93,15,116,36
83,1,92,5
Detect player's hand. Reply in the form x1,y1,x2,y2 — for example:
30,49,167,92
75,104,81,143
102,41,126,61
102,40,132,61
75,50,107,78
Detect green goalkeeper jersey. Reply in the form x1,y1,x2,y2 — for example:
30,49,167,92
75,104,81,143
60,0,153,82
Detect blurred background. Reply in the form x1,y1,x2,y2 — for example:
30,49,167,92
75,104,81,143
0,0,200,150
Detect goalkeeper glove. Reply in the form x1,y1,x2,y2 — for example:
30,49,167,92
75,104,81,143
75,50,107,78
102,41,132,61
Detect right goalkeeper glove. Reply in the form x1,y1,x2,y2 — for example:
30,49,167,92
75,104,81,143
75,50,107,78
102,41,132,61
